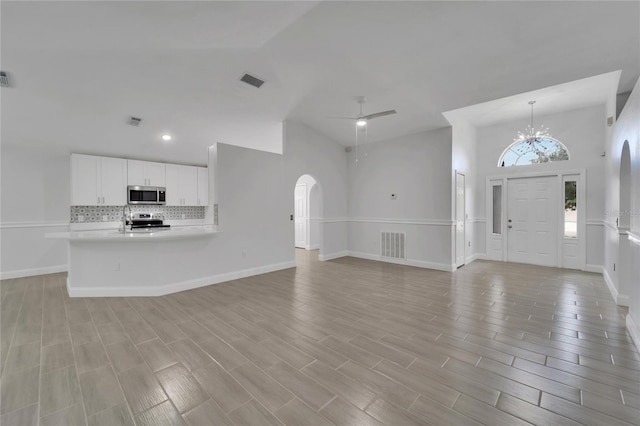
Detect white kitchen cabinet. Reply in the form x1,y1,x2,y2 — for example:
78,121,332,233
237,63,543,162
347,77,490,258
71,154,127,206
165,164,198,206
127,160,166,187
197,167,209,206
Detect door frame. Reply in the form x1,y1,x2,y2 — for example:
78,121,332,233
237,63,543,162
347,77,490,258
294,182,308,249
485,168,586,269
455,172,466,267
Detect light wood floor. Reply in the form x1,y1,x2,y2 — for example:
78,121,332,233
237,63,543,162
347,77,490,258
1,250,639,425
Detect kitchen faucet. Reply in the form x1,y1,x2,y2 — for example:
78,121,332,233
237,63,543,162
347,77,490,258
120,205,132,233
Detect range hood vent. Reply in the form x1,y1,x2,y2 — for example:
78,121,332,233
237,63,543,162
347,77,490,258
239,73,265,89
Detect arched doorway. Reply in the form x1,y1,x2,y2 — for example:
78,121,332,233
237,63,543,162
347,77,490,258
294,175,322,252
618,141,632,305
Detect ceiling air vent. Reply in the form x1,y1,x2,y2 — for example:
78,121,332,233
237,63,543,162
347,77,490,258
239,73,265,89
0,71,10,88
127,116,142,127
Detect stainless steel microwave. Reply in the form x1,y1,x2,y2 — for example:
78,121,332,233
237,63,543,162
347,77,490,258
127,186,166,205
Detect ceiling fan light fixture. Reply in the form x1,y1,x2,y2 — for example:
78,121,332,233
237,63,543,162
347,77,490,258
356,119,367,127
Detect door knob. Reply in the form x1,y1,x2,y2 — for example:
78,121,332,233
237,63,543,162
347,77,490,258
508,219,512,222
508,225,513,229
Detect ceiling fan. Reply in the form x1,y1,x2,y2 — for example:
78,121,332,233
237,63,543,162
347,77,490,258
328,96,397,162
328,96,397,127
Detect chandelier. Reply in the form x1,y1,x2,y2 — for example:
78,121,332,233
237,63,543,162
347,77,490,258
514,100,551,143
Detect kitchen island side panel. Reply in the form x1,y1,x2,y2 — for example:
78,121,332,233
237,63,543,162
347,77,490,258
67,236,295,297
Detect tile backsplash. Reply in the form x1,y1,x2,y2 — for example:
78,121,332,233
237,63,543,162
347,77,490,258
70,205,205,223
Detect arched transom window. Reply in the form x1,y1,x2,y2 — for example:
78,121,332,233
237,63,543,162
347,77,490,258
498,137,569,167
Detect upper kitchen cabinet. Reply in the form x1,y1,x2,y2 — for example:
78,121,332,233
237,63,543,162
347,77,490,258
127,160,166,187
71,154,127,206
197,167,209,206
165,164,198,206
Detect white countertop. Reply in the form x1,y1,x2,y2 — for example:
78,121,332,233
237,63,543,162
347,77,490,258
46,225,218,242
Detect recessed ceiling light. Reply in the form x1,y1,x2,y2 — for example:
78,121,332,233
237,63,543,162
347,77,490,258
356,119,367,127
161,134,172,141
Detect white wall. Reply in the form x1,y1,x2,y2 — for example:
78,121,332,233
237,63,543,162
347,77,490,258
283,120,349,260
0,143,70,278
475,104,607,268
604,78,640,348
346,127,454,270
309,183,321,249
450,120,479,263
216,143,291,268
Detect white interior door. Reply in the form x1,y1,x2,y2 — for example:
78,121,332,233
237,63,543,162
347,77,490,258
507,176,558,267
455,173,465,267
294,183,307,248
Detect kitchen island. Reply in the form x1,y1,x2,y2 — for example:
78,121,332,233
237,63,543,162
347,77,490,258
47,225,221,297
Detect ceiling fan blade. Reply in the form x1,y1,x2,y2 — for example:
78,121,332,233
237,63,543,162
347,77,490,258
361,110,397,120
326,116,358,120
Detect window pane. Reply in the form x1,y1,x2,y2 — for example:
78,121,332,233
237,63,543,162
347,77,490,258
564,181,577,238
498,137,570,167
493,185,502,234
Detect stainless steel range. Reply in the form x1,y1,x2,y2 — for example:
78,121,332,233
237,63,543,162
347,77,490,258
121,212,171,233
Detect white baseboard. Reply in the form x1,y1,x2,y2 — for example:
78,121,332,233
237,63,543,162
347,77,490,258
306,245,320,250
617,294,631,306
318,251,349,261
627,314,640,354
585,264,603,273
599,265,618,301
347,251,455,272
1,264,68,280
591,265,630,307
464,253,487,265
67,260,296,297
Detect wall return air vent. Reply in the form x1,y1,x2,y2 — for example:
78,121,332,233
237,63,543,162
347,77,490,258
239,73,265,88
381,231,405,259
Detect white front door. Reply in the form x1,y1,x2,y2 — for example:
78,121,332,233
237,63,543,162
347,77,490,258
294,183,307,248
507,176,558,267
455,173,465,267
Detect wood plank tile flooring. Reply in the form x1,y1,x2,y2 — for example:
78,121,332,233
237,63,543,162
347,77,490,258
2,250,639,425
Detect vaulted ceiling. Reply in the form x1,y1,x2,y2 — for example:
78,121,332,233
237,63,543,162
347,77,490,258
2,1,638,164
